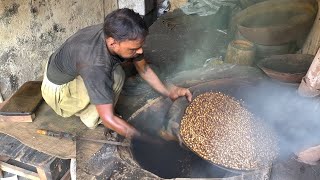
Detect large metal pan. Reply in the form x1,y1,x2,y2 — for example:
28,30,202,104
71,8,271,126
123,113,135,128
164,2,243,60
162,78,277,174
129,78,265,173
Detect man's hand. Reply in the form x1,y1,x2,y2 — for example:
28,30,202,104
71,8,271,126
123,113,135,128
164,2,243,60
96,104,140,139
134,60,192,102
168,85,192,102
297,145,320,165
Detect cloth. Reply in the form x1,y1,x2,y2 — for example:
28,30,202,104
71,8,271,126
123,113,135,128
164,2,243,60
46,24,143,105
42,62,125,129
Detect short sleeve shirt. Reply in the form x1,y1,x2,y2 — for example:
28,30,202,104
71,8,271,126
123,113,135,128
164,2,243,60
46,24,143,105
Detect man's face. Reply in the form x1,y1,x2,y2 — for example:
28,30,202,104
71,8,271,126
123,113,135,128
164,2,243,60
107,38,144,59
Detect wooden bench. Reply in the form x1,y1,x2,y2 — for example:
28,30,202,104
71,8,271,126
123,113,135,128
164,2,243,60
0,133,70,180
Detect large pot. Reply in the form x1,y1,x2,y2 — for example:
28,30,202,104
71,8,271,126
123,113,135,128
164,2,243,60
235,30,297,59
257,54,314,83
127,78,274,179
230,0,317,45
239,0,266,9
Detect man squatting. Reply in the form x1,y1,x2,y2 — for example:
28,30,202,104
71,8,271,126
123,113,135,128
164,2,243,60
41,8,192,139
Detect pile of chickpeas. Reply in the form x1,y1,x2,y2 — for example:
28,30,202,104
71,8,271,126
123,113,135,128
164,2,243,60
180,92,278,170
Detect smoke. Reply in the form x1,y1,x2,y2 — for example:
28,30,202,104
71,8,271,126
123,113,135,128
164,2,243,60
174,5,230,73
238,80,320,160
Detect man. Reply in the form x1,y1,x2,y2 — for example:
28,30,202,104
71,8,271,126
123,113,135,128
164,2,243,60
41,8,192,139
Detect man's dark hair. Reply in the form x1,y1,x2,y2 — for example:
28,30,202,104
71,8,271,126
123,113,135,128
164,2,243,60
103,8,148,41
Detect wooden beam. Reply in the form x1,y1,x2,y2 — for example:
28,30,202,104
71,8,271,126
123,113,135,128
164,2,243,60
0,102,5,110
0,114,35,122
0,161,40,180
36,167,50,180
0,156,10,178
0,86,3,103
61,170,71,180
0,156,10,162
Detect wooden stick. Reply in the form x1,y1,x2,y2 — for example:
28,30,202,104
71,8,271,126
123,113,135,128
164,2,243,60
78,137,130,146
60,170,71,180
0,156,9,178
0,87,3,103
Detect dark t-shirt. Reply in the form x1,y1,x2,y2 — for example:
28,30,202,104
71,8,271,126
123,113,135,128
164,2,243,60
46,24,143,105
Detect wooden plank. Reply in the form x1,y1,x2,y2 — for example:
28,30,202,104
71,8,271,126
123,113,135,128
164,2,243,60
20,148,54,166
0,86,3,103
0,156,9,178
0,99,34,122
0,114,34,122
35,158,70,180
0,161,40,180
0,102,5,110
36,167,49,180
61,170,71,180
0,156,10,162
0,81,42,116
0,135,26,158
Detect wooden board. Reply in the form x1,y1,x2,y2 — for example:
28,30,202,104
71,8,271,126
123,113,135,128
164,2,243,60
0,161,40,180
0,156,9,178
0,101,34,122
60,170,71,180
0,81,43,116
0,114,35,122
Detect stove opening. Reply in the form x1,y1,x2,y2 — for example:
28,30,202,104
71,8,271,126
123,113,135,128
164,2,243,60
131,138,239,179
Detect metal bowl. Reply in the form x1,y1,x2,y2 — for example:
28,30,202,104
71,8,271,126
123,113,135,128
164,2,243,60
232,0,317,45
257,54,314,83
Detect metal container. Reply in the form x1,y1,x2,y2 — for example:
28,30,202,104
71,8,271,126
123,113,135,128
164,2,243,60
231,0,317,45
235,30,296,59
225,40,256,66
128,78,274,179
257,54,314,83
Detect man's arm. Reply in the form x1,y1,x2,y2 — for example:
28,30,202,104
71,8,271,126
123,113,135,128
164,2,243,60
95,104,140,138
133,59,192,102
